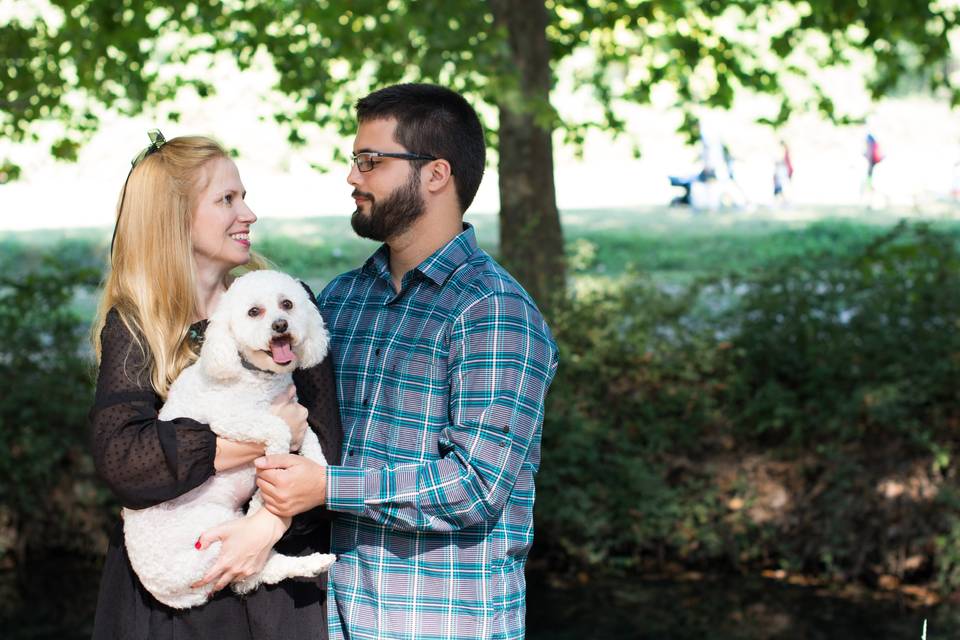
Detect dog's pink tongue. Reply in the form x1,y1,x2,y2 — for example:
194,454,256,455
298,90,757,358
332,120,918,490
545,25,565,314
270,340,294,364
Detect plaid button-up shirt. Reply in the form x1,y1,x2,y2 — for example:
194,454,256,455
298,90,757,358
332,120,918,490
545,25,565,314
318,224,559,640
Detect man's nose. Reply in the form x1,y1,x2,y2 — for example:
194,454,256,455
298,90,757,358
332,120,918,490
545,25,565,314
272,319,288,333
347,162,362,187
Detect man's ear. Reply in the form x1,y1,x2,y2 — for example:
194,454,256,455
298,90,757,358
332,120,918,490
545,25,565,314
425,159,453,194
201,309,241,380
298,305,330,369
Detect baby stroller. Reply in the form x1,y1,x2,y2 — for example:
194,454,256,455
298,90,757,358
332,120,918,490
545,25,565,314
669,174,696,206
669,170,714,207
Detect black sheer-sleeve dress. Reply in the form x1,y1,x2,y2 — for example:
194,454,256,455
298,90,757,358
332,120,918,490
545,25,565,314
90,296,342,640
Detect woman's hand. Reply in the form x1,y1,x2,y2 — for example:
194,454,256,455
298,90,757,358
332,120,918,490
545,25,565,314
191,508,292,592
270,384,309,452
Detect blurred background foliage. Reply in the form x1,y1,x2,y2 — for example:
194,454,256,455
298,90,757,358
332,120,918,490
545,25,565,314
4,216,960,614
539,219,960,597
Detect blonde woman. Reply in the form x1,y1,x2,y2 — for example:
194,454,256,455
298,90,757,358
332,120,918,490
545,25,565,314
89,132,341,639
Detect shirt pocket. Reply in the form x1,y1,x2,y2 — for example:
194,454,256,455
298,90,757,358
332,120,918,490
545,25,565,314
387,351,448,462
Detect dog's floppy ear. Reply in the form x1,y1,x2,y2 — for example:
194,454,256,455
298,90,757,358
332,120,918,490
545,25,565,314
201,307,242,380
298,304,330,369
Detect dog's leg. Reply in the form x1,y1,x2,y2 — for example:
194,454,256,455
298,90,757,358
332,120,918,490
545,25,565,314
246,489,266,516
232,551,336,594
209,412,291,454
297,430,328,466
246,431,327,518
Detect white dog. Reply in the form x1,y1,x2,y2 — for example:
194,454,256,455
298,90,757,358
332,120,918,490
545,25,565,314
122,270,336,609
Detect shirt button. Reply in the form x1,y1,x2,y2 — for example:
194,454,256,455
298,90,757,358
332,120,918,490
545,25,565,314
375,348,381,357
363,398,369,406
502,426,510,434
348,449,355,456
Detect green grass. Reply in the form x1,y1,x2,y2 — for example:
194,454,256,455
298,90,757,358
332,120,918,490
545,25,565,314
6,205,960,293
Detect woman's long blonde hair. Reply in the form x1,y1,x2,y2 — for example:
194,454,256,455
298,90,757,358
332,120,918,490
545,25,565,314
91,135,263,397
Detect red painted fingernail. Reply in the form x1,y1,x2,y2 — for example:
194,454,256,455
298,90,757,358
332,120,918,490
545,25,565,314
195,539,202,550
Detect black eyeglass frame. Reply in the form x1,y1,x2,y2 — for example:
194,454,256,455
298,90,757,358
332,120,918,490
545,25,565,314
111,129,166,257
351,151,438,173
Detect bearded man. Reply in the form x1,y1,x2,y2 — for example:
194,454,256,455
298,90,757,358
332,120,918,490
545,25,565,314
254,83,559,640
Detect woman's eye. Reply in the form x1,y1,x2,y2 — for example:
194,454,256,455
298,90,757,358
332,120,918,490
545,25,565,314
281,299,293,310
248,307,260,317
224,194,233,204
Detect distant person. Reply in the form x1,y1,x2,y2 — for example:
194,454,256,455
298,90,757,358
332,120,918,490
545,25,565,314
699,125,724,183
694,122,727,210
773,139,793,204
953,155,960,201
722,143,736,182
864,132,884,190
90,132,342,639
722,142,750,208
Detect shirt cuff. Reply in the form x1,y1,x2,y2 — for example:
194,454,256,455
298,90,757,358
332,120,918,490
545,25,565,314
327,466,367,515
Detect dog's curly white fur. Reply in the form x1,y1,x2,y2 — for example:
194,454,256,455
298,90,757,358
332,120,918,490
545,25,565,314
122,270,335,609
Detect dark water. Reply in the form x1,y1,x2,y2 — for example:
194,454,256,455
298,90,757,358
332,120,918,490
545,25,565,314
3,558,956,639
526,573,954,640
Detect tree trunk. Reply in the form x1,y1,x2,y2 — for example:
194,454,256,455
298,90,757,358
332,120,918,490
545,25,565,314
488,0,565,314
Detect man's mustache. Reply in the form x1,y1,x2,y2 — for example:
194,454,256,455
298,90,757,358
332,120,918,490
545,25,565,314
351,189,374,201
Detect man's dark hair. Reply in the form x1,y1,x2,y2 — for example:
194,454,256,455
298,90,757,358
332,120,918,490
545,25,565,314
356,83,486,213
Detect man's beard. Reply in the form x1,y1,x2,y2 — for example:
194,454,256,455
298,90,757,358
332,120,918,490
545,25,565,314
351,170,425,242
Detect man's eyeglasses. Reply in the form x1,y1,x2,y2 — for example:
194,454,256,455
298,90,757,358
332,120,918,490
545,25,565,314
351,151,437,173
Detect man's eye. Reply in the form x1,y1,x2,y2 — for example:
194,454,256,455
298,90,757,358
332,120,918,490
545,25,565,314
280,299,293,310
248,307,260,317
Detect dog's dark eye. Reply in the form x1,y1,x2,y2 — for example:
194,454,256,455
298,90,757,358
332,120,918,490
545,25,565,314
280,299,293,310
248,307,261,317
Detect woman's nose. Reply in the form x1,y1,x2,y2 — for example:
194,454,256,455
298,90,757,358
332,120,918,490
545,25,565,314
239,201,257,223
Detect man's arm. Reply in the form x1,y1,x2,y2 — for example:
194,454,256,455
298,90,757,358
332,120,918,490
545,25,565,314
257,292,558,532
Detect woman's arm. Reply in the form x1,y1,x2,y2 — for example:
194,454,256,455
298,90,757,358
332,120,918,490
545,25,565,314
214,438,266,472
90,311,217,509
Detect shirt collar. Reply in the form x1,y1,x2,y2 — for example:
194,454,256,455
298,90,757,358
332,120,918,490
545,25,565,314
362,243,392,280
417,223,478,286
362,223,478,287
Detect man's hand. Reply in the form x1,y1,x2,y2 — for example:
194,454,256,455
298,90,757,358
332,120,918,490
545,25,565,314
254,454,327,517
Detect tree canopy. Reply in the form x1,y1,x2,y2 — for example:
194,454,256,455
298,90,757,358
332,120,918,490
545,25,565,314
3,0,957,304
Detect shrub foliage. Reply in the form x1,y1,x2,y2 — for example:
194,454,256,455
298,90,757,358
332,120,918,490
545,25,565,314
5,222,960,595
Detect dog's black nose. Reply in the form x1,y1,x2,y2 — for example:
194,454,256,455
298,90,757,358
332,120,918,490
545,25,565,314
272,319,288,333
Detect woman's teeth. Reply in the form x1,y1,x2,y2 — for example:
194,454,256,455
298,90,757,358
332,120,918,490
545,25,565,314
230,233,249,241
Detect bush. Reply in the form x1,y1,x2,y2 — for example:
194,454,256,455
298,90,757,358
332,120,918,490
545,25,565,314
728,221,960,449
0,257,109,565
538,275,733,567
537,221,960,592
5,220,960,598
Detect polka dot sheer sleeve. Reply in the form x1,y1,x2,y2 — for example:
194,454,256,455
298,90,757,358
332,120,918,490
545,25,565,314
90,310,216,509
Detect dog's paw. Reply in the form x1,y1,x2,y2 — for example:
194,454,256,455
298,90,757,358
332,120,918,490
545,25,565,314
300,552,337,576
232,574,262,595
